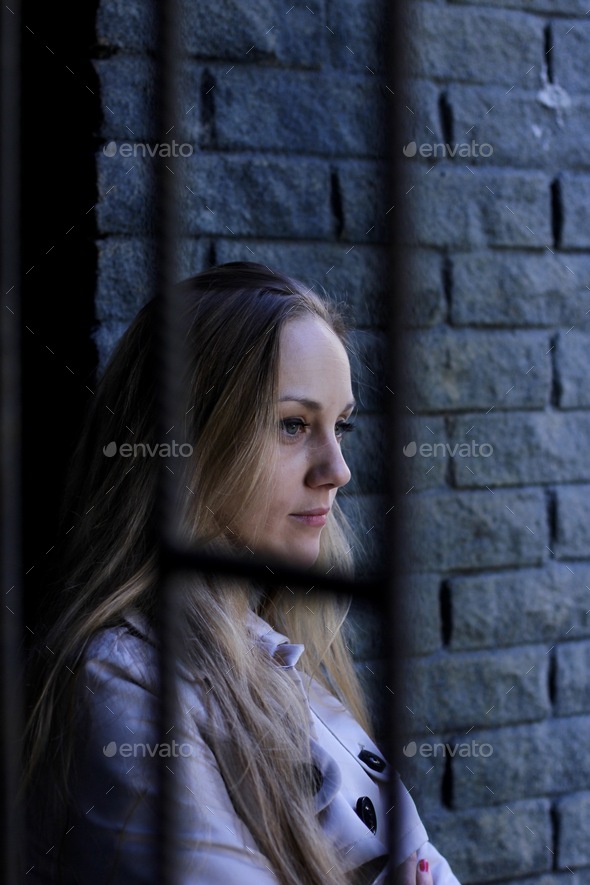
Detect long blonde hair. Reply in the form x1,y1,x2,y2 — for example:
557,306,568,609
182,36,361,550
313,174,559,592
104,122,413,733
22,261,376,884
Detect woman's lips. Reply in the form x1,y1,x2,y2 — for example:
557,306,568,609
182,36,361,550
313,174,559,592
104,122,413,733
289,509,329,527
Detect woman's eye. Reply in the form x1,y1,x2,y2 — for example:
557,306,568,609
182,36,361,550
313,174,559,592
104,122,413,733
336,420,356,439
281,419,310,437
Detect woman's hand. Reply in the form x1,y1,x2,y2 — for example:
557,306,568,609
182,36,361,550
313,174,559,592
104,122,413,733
394,850,434,885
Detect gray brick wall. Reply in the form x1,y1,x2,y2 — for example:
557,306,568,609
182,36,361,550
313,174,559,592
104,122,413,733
396,1,590,882
93,0,590,881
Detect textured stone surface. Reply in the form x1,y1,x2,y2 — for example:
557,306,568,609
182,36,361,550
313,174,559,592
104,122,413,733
446,410,590,488
555,484,590,560
450,717,590,807
556,791,590,869
396,415,449,493
552,19,590,95
97,0,329,67
449,562,590,651
401,644,550,733
444,84,590,172
396,572,442,657
399,488,547,572
560,173,590,248
402,2,545,86
213,66,386,157
403,329,551,413
423,800,552,883
452,252,590,327
555,642,590,716
402,167,551,249
556,330,590,408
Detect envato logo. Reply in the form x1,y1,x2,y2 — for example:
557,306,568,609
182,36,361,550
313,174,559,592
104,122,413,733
103,740,191,758
103,140,194,158
103,441,194,458
403,140,493,159
402,440,493,458
403,740,493,758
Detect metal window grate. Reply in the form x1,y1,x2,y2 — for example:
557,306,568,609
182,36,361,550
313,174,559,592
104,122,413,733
0,1,405,882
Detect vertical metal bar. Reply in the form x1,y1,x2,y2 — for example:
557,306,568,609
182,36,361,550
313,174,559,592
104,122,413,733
386,3,409,881
152,1,185,884
0,4,23,884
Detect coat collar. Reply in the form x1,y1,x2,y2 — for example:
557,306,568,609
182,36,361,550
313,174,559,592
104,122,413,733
244,609,306,668
121,606,306,669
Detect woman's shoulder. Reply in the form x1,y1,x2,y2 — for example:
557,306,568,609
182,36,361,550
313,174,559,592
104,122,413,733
79,610,160,694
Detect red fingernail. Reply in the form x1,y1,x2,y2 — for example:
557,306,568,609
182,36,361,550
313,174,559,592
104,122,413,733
419,859,429,872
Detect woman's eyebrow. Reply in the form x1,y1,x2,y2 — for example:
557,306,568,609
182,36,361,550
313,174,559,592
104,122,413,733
278,396,356,411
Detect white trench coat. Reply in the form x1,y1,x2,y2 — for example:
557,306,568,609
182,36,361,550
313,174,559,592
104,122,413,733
26,608,460,884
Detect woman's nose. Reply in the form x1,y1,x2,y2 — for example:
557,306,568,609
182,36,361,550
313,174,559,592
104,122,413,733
307,436,352,489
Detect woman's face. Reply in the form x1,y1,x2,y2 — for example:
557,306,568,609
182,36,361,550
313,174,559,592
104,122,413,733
230,314,354,568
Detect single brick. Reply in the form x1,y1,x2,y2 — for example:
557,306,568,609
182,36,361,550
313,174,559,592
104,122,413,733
403,329,551,413
447,84,590,172
447,411,590,489
450,562,590,651
97,0,328,67
402,167,551,249
95,56,201,143
213,65,386,157
214,239,389,328
452,251,590,327
552,19,590,95
556,791,590,869
452,718,590,808
556,330,590,408
96,152,334,238
555,484,590,560
399,488,547,572
402,2,545,87
402,645,550,733
560,173,590,248
96,0,156,52
423,800,552,882
555,642,590,716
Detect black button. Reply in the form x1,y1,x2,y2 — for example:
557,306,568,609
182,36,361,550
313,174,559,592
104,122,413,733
355,796,377,834
358,749,386,772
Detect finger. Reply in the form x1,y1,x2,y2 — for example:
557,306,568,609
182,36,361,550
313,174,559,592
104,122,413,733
416,857,434,885
394,851,418,885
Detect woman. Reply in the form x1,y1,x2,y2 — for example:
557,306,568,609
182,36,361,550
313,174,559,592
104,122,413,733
21,262,459,884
